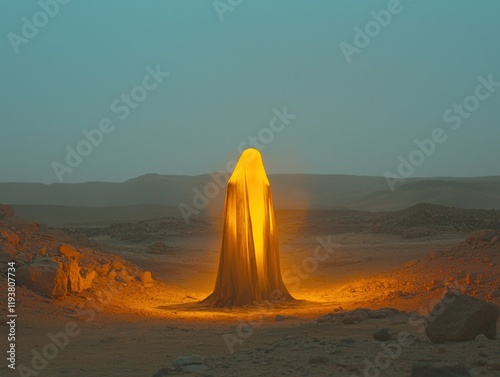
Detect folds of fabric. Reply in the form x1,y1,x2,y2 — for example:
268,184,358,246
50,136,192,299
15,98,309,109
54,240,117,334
202,149,294,307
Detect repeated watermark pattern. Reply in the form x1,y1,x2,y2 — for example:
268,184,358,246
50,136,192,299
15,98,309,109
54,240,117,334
7,0,71,54
223,235,339,353
340,0,409,64
51,64,170,182
178,106,297,224
213,0,243,22
350,282,464,377
16,291,113,376
384,74,500,192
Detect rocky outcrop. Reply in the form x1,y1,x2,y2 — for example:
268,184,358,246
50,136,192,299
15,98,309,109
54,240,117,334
63,259,96,294
17,257,97,298
59,244,83,260
17,258,68,298
425,293,499,343
140,271,154,287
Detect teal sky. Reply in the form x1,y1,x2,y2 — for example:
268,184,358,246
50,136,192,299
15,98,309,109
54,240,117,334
1,0,499,183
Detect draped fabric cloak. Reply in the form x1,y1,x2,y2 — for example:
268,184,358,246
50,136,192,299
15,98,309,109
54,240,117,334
202,148,294,307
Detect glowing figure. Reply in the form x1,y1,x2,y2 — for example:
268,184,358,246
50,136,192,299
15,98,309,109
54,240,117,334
202,149,294,307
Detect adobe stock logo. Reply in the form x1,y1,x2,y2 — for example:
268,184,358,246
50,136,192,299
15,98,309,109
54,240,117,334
7,0,70,54
384,74,500,192
51,65,169,182
340,0,407,64
178,106,297,224
213,0,243,21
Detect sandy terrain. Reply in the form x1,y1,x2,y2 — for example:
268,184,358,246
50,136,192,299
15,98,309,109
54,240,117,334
1,204,499,376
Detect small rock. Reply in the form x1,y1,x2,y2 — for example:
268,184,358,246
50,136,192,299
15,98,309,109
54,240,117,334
317,313,333,323
96,263,111,276
373,328,391,341
174,355,205,367
428,279,439,290
405,259,419,268
342,309,368,324
140,271,154,287
116,269,132,284
107,270,117,281
59,244,82,260
475,334,488,343
182,364,211,374
111,260,125,271
465,273,474,285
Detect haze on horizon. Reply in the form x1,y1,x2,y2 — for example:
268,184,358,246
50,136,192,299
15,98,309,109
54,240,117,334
1,0,499,184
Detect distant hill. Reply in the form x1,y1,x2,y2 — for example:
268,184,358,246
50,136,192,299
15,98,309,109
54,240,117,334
353,178,500,211
1,174,500,214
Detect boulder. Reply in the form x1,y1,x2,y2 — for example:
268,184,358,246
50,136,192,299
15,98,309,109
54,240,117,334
77,269,96,292
96,263,111,276
107,270,117,281
373,328,391,341
317,313,333,323
17,258,68,298
116,269,133,284
111,260,125,271
342,309,369,324
59,244,82,260
425,293,499,343
140,271,154,287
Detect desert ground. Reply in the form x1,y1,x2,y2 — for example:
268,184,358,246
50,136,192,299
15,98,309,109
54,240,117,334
1,202,500,377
